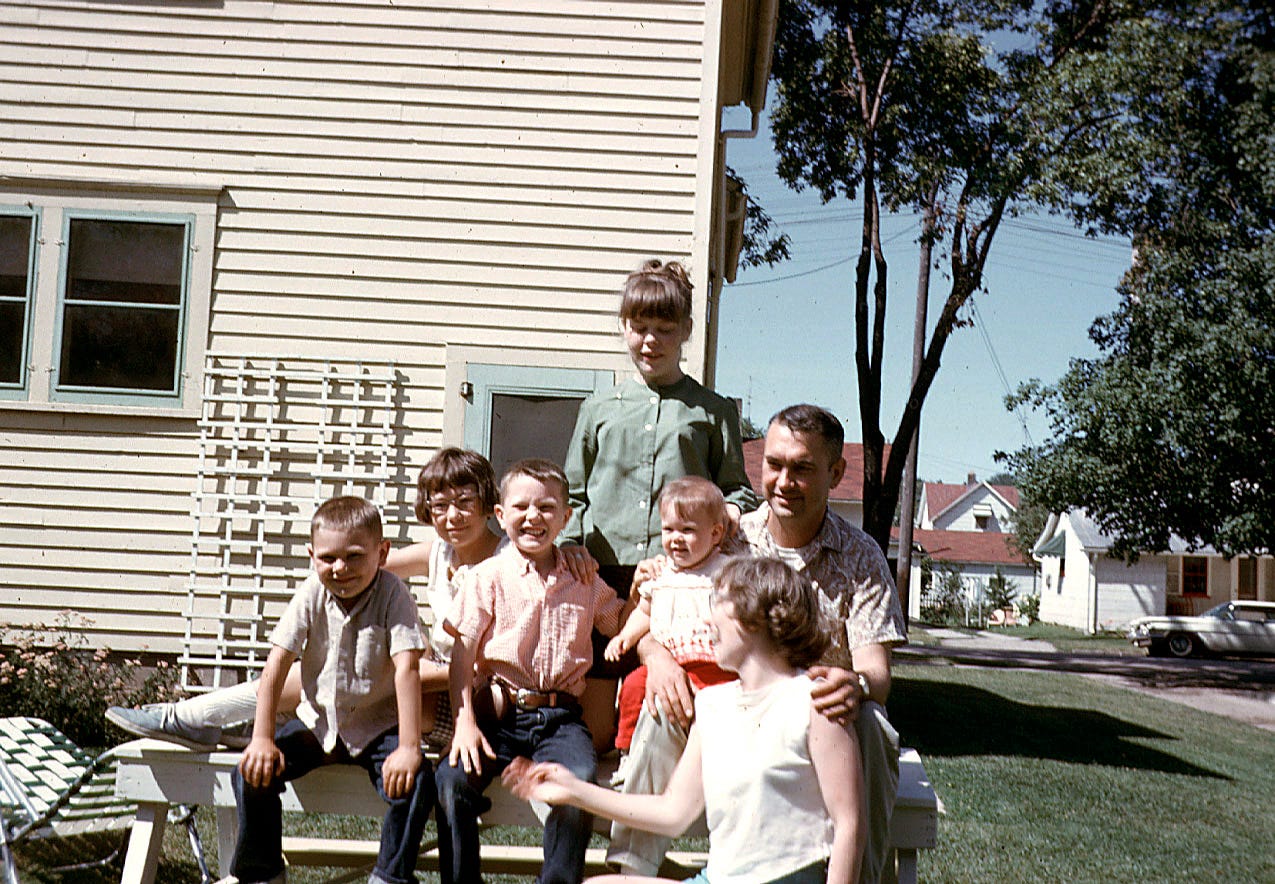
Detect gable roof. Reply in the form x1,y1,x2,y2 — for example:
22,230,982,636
912,528,1029,567
742,439,890,503
923,480,1019,521
1033,509,1226,558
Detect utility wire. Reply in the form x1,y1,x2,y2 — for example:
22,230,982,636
969,298,1034,448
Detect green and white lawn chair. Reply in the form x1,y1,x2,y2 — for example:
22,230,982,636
0,717,209,884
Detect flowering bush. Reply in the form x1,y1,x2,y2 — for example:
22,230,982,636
0,612,180,747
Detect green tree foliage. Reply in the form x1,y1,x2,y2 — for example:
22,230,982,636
728,166,792,270
1001,6,1274,560
767,0,1151,554
985,566,1019,610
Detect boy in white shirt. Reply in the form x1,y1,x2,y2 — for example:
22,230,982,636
233,496,431,884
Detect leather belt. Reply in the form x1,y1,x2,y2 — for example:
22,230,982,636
491,677,576,711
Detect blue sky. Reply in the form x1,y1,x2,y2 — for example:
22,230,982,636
716,111,1133,484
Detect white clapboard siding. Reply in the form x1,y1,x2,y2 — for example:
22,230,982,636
0,0,739,656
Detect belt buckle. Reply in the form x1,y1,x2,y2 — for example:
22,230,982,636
514,688,540,710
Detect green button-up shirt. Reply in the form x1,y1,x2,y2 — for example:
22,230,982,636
562,374,759,566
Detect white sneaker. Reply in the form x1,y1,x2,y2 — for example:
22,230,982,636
105,704,222,750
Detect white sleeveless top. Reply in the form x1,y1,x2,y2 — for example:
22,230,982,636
695,674,833,883
422,536,508,662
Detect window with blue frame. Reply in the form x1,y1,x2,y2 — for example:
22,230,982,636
55,214,190,398
0,191,213,412
0,209,36,392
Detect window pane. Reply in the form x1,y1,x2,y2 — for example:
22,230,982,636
0,301,25,384
1182,556,1208,595
59,217,186,394
66,218,183,305
0,215,33,384
59,303,179,391
488,392,584,479
1238,558,1257,600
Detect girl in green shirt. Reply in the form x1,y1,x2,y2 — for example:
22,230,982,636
562,259,758,596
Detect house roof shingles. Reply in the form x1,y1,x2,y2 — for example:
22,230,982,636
924,480,1019,519
911,528,1029,567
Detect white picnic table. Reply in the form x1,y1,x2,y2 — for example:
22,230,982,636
113,741,937,883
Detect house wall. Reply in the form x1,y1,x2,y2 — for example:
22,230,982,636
830,500,863,527
1037,519,1165,632
1093,556,1165,630
1037,519,1094,630
0,0,737,653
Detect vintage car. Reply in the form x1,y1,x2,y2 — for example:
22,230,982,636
1128,600,1275,658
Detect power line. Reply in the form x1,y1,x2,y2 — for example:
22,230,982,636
731,227,915,287
969,298,1033,448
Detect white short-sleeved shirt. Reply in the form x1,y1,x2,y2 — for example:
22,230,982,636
270,569,425,755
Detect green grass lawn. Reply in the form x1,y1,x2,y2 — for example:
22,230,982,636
891,660,1275,882
18,661,1273,882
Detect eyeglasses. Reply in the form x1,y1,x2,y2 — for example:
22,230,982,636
427,493,481,519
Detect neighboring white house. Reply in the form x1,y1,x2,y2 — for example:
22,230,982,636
0,0,778,660
1032,509,1275,633
918,473,1019,533
908,475,1034,621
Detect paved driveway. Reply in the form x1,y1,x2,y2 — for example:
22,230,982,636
899,629,1275,733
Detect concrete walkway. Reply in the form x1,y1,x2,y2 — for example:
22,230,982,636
898,629,1275,733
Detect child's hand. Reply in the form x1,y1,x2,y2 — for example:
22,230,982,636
604,633,631,661
501,758,577,806
381,742,422,799
239,737,285,789
631,556,667,594
449,713,496,775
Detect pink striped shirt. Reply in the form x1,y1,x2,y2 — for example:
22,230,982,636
446,544,625,699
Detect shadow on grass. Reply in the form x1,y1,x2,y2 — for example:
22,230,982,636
891,675,1228,780
898,644,1275,692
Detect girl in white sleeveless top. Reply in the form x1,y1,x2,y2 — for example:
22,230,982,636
507,557,864,884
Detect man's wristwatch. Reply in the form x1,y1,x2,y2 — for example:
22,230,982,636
856,671,871,703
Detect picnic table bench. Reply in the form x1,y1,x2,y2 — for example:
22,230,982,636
114,741,937,883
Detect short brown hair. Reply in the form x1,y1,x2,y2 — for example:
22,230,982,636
619,259,693,327
312,496,383,542
769,404,844,467
714,557,831,668
414,447,499,525
499,458,569,501
658,476,727,530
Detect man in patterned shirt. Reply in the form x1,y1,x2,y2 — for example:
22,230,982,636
612,404,907,882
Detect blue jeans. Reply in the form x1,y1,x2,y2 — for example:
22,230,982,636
435,704,596,884
231,719,434,884
684,858,829,884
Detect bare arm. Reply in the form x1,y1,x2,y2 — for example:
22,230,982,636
447,632,494,774
385,537,435,580
606,598,651,661
381,648,423,798
239,644,295,787
418,656,450,693
505,723,707,837
809,706,864,884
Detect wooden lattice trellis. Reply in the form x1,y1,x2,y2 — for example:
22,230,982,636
180,353,397,693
